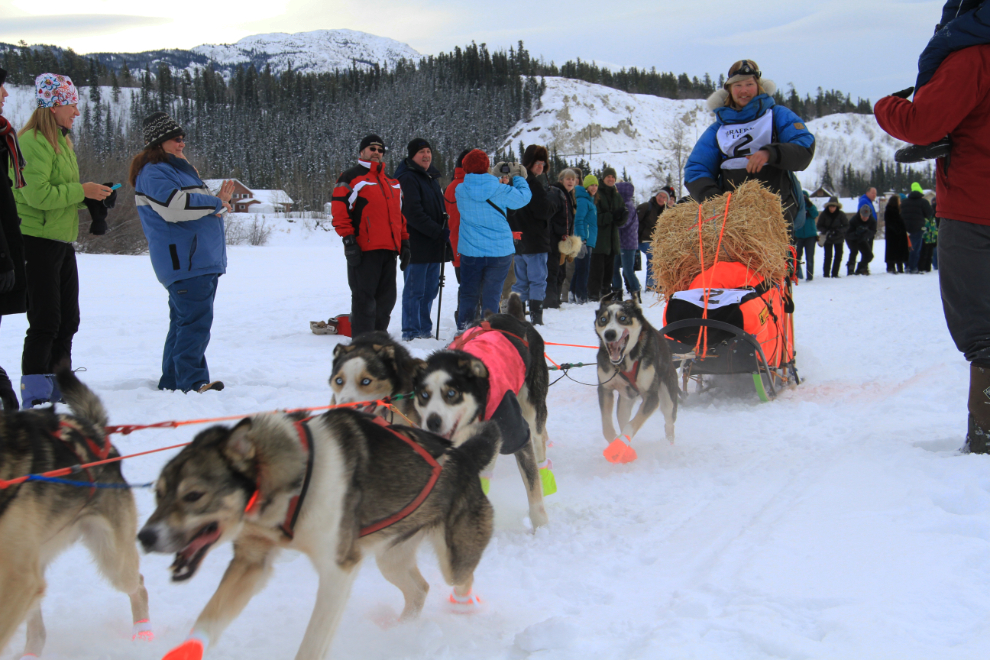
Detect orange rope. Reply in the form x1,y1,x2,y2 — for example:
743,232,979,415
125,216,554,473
544,342,599,349
544,353,560,368
692,193,732,360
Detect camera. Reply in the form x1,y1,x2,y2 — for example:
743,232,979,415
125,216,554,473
499,163,511,175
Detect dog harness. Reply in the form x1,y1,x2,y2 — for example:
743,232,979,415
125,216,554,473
617,360,641,396
448,323,527,420
49,420,109,499
244,416,442,541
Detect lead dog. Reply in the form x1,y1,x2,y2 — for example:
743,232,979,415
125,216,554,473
139,408,495,660
330,331,425,425
595,293,679,463
0,370,152,658
415,293,551,528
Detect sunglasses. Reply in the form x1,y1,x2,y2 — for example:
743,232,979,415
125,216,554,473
366,146,384,153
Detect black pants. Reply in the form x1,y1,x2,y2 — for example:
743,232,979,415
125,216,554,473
938,219,990,364
545,247,562,308
822,241,844,277
588,253,615,302
347,249,397,338
846,238,873,268
22,236,79,375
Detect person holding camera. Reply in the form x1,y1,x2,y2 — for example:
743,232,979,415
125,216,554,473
845,204,877,275
395,138,449,341
13,73,115,407
816,196,848,277
454,149,531,329
507,145,553,323
331,134,410,339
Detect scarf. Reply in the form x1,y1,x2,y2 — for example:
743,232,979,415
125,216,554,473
0,117,25,189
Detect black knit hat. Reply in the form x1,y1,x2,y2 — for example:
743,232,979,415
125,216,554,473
407,137,431,160
359,134,385,153
602,167,617,179
0,67,7,88
143,112,184,148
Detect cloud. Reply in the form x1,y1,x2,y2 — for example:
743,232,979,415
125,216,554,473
0,14,168,40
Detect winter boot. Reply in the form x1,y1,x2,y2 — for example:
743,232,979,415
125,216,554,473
631,290,642,304
847,263,855,276
529,299,544,326
20,374,53,409
0,366,17,411
965,363,990,454
856,262,870,276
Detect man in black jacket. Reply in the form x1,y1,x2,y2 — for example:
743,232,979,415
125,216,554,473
508,145,554,323
635,186,674,291
395,138,450,340
901,182,934,274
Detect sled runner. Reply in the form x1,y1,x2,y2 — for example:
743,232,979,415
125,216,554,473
659,260,799,401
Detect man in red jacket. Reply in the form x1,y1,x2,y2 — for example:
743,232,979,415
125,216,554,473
331,134,411,337
875,43,990,453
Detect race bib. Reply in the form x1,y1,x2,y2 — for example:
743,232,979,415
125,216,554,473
716,111,774,170
670,288,755,310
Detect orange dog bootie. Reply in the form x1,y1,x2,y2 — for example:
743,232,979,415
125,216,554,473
162,638,204,660
603,435,637,463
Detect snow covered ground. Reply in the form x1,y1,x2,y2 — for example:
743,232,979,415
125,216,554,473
2,224,981,660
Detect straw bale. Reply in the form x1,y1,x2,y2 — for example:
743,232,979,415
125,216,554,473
649,180,791,300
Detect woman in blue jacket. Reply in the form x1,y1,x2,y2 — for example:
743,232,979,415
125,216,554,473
454,149,531,329
684,60,815,230
130,112,234,393
571,175,598,303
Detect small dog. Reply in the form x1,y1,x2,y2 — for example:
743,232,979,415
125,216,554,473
415,293,551,528
595,293,679,463
139,408,495,660
330,331,425,425
0,370,152,658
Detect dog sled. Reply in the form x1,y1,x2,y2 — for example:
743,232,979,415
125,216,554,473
659,259,799,401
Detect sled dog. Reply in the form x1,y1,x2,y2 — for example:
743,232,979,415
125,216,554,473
595,292,679,463
139,408,495,660
415,293,551,528
0,370,152,658
330,331,425,425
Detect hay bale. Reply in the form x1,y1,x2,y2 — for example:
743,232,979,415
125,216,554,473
649,180,791,300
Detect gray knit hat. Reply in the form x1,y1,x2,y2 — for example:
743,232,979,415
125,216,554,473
143,112,184,148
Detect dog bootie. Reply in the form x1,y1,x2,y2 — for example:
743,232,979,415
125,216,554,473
162,639,204,660
538,459,557,496
479,470,493,495
20,374,53,409
448,590,483,612
132,619,154,641
603,435,638,463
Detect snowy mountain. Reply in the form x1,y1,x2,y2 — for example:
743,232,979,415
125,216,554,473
501,77,907,200
87,29,421,79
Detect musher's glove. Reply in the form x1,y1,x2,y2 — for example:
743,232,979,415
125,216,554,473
343,235,361,268
400,239,412,272
891,86,914,99
508,163,528,179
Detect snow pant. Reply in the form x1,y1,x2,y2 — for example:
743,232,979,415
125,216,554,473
823,241,844,277
638,242,655,290
348,249,398,338
938,218,990,365
511,253,548,302
907,230,924,272
401,262,441,339
793,236,817,279
571,251,591,302
21,236,78,376
545,246,563,308
919,242,936,272
612,248,641,293
588,252,615,302
159,273,218,392
846,238,873,269
457,255,512,329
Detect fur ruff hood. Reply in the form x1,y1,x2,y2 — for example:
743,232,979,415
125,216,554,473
707,79,777,112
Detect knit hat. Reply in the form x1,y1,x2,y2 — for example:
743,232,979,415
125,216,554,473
0,67,7,87
142,111,184,147
826,196,841,209
35,73,78,108
583,174,599,187
407,137,431,160
462,149,490,175
359,134,385,153
601,167,617,180
724,60,761,89
911,181,924,194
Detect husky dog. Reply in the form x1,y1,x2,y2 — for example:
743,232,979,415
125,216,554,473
330,331,425,425
415,293,551,528
139,408,495,660
0,370,152,658
595,293,679,463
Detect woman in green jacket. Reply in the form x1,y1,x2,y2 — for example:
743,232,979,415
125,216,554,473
588,167,626,301
12,73,112,407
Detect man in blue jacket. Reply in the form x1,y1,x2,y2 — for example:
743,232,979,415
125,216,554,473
454,149,531,329
395,138,450,340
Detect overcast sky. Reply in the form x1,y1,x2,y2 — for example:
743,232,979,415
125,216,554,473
1,0,943,103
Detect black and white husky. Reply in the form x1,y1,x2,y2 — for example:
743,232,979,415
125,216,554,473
594,293,679,463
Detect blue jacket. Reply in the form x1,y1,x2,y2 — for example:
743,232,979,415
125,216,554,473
135,156,227,287
574,185,598,248
454,173,532,257
794,194,819,239
917,1,990,90
685,93,815,225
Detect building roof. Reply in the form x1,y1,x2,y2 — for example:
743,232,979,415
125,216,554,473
203,180,293,205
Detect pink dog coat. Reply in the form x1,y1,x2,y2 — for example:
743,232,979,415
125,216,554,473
449,324,526,420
